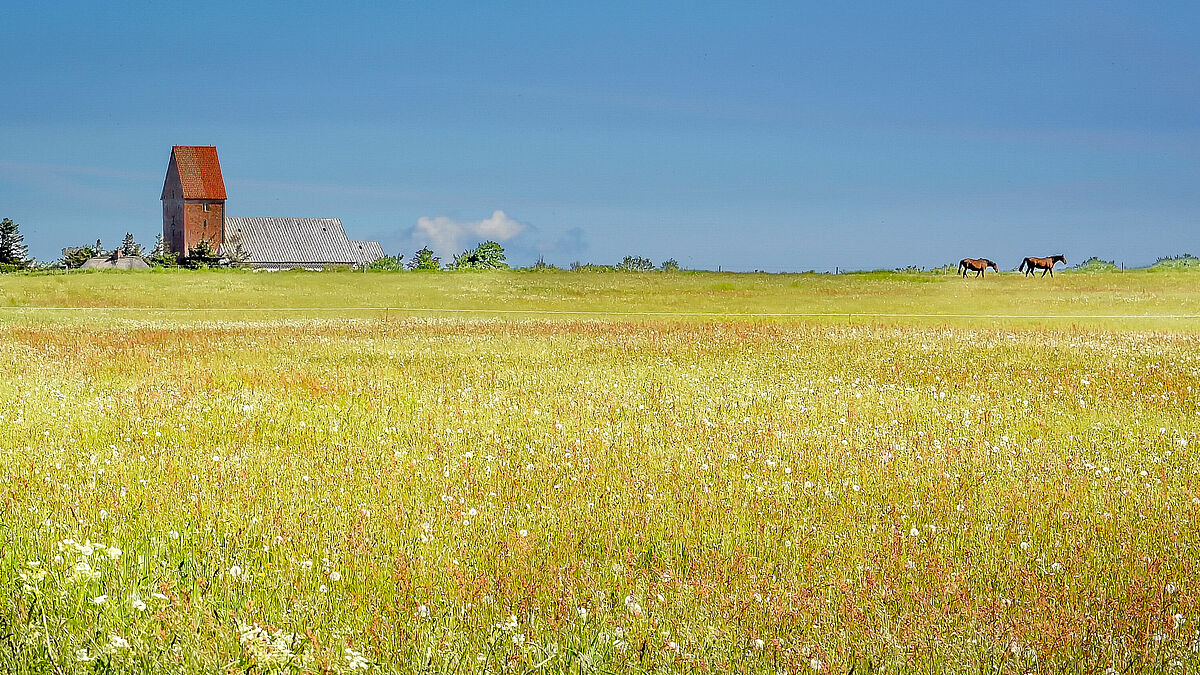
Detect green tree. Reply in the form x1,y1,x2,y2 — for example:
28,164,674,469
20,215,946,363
408,247,441,271
120,233,144,257
147,235,178,267
183,239,221,269
450,241,508,270
616,255,655,271
0,218,31,269
60,243,100,269
659,258,680,272
367,254,405,271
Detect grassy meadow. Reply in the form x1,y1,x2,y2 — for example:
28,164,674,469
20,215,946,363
1,268,1200,673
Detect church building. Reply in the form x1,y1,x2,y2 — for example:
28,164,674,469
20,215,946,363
161,146,382,269
161,145,226,255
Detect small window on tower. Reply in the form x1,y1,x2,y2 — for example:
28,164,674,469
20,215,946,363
203,203,210,212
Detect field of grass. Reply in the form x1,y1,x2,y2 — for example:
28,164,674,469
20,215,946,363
1,269,1199,672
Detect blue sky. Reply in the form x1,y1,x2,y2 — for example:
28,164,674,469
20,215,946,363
2,2,1198,271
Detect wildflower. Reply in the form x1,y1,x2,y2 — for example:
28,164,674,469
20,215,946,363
106,635,130,652
329,571,342,582
519,529,528,538
302,560,314,571
320,584,329,593
151,592,169,601
1020,541,1030,551
418,604,429,618
810,657,824,670
92,594,108,605
106,546,121,560
229,565,242,578
910,528,920,538
75,649,93,662
578,607,588,621
168,530,179,540
753,638,765,650
1167,583,1178,594
345,647,370,670
75,561,92,573
625,595,644,617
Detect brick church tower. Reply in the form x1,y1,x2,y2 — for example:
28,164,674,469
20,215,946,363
162,146,227,256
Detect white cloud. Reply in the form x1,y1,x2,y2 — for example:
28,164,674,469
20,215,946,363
410,210,526,256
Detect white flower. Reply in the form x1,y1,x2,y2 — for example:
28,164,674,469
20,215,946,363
418,604,429,618
106,546,121,560
910,528,919,538
168,530,179,540
1167,583,1178,594
329,571,342,582
92,594,107,605
810,657,824,670
79,543,94,557
345,647,370,670
107,634,130,651
320,584,329,593
99,509,108,521
301,560,314,571
753,638,765,650
577,607,588,621
75,648,93,662
1020,541,1030,551
519,529,528,538
151,592,169,601
75,561,92,573
131,597,147,611
229,565,242,578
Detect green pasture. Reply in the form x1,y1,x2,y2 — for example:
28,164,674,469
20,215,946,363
0,267,1198,329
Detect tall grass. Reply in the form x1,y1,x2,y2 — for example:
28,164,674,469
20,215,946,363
0,274,1198,672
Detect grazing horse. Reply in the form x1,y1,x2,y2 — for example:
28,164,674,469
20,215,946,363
959,258,999,278
1019,254,1066,277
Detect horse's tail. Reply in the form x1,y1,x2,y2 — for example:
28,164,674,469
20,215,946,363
1017,258,1027,272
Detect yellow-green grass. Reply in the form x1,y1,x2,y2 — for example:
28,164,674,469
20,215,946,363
1,267,1200,329
0,271,1198,672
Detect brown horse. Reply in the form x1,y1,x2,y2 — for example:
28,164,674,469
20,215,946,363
1019,254,1066,277
959,258,999,278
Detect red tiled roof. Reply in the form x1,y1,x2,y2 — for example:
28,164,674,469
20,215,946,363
172,146,226,200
